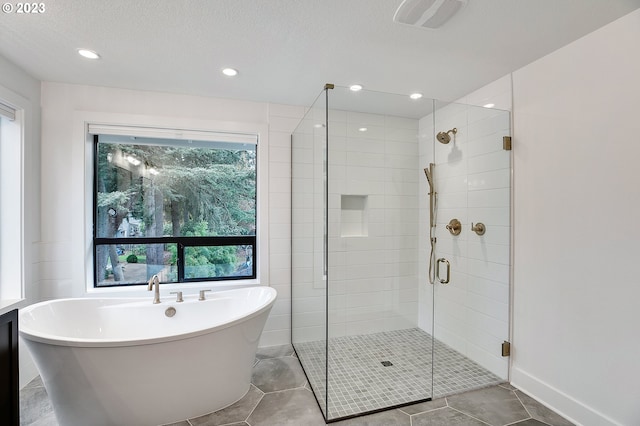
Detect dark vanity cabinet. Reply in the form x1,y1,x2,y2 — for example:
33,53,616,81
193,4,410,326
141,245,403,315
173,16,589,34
0,309,19,426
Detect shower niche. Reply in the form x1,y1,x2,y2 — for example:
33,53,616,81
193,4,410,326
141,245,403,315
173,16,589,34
291,85,511,422
340,195,368,237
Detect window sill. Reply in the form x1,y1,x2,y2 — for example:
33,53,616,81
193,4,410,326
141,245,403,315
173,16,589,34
85,279,263,297
0,299,26,316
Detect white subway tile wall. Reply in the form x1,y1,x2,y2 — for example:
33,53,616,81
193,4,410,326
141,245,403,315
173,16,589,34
291,107,423,343
291,104,327,344
260,103,307,347
293,109,421,343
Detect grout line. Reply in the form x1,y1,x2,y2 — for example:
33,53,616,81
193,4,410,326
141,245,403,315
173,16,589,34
407,405,457,425
250,383,266,396
242,392,264,425
512,391,556,426
498,383,515,391
398,402,445,417
448,406,493,426
504,419,532,426
513,389,534,419
219,421,246,426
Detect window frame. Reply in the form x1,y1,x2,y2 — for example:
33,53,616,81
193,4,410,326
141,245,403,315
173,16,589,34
93,237,257,286
0,89,28,309
87,122,266,290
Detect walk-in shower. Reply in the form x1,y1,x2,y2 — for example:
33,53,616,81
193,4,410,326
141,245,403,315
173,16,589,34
291,85,511,422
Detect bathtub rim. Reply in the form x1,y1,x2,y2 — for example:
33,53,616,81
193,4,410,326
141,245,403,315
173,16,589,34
19,286,277,348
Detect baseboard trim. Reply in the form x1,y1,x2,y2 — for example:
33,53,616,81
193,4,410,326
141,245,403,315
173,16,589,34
511,367,621,426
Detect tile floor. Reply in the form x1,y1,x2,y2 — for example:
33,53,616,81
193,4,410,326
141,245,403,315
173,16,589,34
21,344,575,426
294,328,503,419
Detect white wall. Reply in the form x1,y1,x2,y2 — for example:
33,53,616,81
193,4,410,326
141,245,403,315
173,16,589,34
510,9,640,426
38,82,301,347
263,102,306,345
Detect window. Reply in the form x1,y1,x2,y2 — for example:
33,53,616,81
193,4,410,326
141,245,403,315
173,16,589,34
0,98,23,302
92,129,257,287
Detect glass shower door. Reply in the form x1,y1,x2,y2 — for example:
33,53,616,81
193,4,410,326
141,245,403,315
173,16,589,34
291,89,329,416
293,85,438,422
323,86,436,420
431,101,511,397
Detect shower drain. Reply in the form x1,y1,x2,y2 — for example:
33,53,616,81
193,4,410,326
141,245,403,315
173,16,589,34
381,361,393,367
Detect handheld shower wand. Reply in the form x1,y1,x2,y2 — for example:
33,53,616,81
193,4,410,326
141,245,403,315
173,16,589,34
424,167,433,194
424,163,437,284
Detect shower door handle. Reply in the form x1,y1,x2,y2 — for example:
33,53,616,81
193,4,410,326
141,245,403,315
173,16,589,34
436,258,450,284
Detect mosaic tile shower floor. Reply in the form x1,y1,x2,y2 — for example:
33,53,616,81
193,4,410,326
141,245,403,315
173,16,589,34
294,327,503,420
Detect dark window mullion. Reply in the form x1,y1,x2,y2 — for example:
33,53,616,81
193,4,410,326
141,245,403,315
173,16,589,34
94,236,257,283
95,236,255,246
93,134,99,286
177,242,185,282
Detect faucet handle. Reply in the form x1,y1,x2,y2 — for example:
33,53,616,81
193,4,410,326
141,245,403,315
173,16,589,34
170,291,183,302
199,289,211,301
471,222,486,235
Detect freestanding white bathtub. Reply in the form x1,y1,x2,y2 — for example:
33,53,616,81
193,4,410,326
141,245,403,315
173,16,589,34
19,286,277,426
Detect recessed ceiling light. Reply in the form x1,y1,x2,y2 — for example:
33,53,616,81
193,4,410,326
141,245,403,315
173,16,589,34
358,127,368,132
314,123,325,128
350,84,363,92
410,93,423,100
78,49,100,59
222,68,238,77
483,103,495,108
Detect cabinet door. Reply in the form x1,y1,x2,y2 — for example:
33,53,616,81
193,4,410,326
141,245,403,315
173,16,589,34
0,309,19,426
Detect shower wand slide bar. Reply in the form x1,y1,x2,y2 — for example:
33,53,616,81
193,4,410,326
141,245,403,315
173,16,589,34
436,258,450,284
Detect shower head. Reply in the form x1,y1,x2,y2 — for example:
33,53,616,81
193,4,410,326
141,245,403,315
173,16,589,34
436,127,457,144
436,132,450,144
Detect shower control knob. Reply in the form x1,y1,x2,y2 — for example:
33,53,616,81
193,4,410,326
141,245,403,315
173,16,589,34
471,222,486,236
446,219,462,236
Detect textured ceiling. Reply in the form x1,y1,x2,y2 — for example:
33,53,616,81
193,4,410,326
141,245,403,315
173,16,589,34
0,0,638,106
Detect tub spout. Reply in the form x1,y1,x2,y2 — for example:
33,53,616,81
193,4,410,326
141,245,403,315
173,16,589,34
147,275,161,304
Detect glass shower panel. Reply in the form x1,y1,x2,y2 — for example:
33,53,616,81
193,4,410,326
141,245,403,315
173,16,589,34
431,101,511,397
324,87,435,420
291,90,328,415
